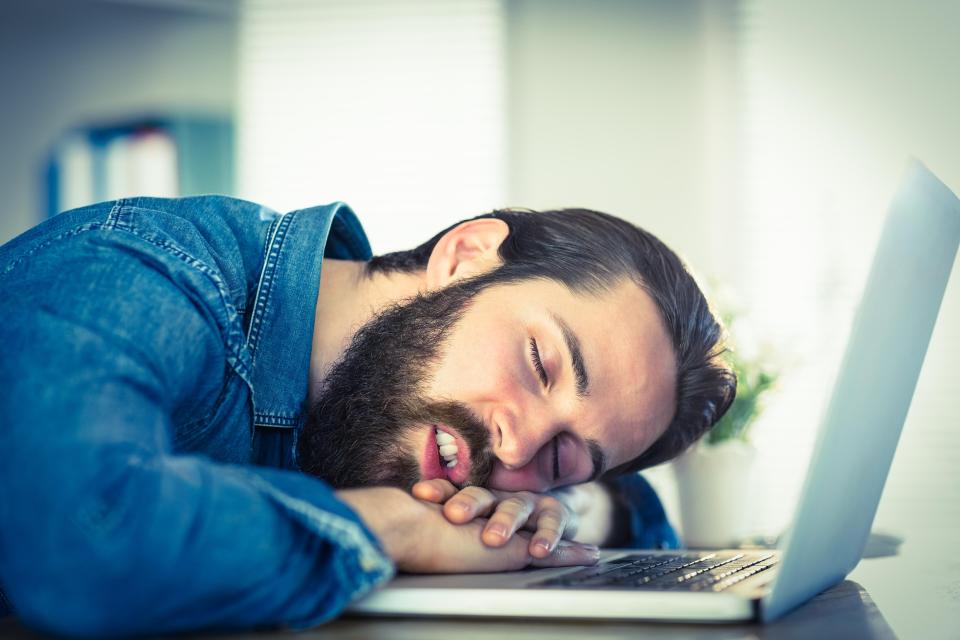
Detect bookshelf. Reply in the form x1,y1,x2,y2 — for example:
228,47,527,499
46,116,234,218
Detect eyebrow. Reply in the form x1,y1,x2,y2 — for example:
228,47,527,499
587,439,606,481
550,312,590,398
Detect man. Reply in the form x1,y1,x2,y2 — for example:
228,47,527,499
0,196,735,635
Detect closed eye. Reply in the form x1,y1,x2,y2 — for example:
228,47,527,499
552,436,560,481
529,337,549,387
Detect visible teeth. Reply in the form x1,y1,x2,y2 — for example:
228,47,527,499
435,429,459,467
439,443,458,457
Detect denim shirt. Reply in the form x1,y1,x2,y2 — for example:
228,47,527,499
0,195,677,635
0,196,393,635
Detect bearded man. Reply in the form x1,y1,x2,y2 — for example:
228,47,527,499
0,197,734,635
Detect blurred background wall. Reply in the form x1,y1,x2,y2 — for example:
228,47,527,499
1,0,957,634
0,0,237,242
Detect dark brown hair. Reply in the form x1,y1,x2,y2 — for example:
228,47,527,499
368,208,736,474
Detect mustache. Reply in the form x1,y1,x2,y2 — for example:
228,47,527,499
417,400,496,488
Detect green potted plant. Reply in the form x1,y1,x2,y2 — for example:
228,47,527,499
705,345,777,446
673,312,778,548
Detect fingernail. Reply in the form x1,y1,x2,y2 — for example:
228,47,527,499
454,501,471,514
487,523,508,538
534,538,552,552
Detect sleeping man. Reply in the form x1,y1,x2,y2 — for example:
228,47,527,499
0,197,735,635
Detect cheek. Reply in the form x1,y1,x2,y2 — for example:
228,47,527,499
605,425,658,472
431,325,519,400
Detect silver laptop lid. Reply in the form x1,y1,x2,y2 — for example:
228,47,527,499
762,160,960,621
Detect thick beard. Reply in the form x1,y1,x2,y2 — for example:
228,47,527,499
298,278,495,490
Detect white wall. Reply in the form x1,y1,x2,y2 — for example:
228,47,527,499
235,0,730,262
236,0,506,255
505,0,738,278
0,0,237,243
739,0,960,533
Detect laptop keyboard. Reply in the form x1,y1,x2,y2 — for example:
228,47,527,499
530,551,777,592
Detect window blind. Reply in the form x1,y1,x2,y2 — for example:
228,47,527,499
237,0,506,254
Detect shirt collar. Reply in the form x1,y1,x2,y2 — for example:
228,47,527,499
245,202,371,429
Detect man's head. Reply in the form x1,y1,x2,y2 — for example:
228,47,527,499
297,208,736,491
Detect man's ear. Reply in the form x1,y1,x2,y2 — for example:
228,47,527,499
425,218,510,290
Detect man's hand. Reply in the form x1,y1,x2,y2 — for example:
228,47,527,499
412,479,618,553
338,486,599,573
410,480,579,559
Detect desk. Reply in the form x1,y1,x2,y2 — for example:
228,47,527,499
0,578,894,639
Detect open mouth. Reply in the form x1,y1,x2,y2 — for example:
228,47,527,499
421,424,471,485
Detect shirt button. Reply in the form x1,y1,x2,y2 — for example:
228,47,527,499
360,551,381,573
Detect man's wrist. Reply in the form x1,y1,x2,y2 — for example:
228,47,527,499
337,486,419,566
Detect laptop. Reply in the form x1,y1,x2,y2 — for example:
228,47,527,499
349,160,960,623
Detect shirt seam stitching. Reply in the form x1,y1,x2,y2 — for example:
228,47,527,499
245,213,291,355
241,473,395,601
2,217,252,384
1,223,104,277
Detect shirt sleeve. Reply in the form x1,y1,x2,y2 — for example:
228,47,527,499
0,231,393,636
602,473,681,550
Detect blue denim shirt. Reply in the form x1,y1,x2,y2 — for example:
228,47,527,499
0,195,677,635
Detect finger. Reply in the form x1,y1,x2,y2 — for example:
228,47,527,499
411,479,458,503
443,486,497,524
529,541,600,569
528,504,568,559
477,535,597,571
482,495,536,547
401,514,597,574
544,492,579,541
528,494,579,557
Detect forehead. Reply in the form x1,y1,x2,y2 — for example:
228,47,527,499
487,277,678,468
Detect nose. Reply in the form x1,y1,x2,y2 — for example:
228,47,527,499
490,404,556,471
487,407,554,492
